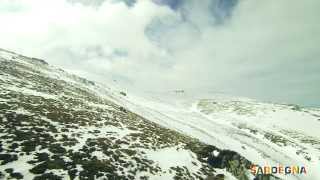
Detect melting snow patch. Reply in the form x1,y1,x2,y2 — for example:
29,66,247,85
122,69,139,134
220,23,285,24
92,151,110,160
15,107,34,116
144,146,201,171
5,86,57,99
67,125,137,151
0,154,36,180
212,150,220,157
87,102,115,110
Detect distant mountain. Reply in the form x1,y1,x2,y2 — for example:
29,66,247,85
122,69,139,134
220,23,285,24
0,48,255,180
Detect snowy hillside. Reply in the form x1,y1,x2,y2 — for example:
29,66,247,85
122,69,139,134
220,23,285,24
107,91,320,180
1,48,319,180
0,48,256,180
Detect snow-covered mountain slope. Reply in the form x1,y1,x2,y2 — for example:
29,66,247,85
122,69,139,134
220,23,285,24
105,90,320,180
0,48,255,180
2,48,319,180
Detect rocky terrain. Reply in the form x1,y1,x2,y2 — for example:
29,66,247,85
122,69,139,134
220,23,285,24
1,48,319,180
0,49,256,179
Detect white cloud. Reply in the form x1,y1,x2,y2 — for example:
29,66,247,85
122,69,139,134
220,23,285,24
0,0,319,106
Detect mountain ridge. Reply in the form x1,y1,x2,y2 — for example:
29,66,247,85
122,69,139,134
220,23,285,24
0,49,254,180
1,48,320,180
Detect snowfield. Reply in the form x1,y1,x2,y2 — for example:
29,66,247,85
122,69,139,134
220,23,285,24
105,91,320,180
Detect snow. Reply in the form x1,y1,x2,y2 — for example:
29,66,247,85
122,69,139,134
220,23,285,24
145,146,199,170
212,150,220,157
86,102,115,111
62,123,137,151
14,107,34,116
0,49,15,61
0,154,36,180
4,86,57,99
142,146,203,180
2,48,320,179
102,91,320,180
214,168,241,180
92,151,109,160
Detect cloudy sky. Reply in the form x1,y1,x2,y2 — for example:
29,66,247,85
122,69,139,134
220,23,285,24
0,0,319,107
